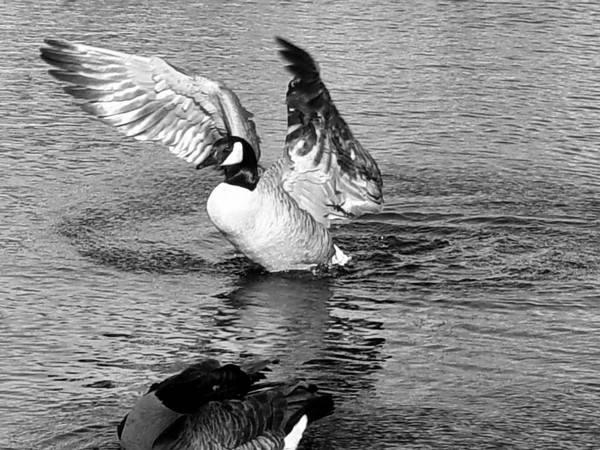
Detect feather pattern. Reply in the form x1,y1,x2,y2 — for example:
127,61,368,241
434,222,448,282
118,359,334,450
206,158,336,272
276,37,383,226
40,38,260,167
41,37,383,271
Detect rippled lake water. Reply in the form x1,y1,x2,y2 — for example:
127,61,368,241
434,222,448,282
1,1,600,448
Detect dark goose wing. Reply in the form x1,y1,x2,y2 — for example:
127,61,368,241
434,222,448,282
118,359,272,449
276,37,383,227
40,38,260,167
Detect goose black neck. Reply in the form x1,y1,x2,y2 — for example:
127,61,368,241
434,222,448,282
224,157,259,191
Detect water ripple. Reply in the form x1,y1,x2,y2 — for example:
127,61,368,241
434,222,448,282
2,0,600,448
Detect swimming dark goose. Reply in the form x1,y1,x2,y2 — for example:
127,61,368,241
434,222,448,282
40,38,383,271
117,359,334,450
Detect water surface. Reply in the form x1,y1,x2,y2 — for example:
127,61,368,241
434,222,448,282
1,1,599,448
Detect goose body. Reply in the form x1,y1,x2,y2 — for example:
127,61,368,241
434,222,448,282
40,37,383,271
117,359,334,450
206,160,335,271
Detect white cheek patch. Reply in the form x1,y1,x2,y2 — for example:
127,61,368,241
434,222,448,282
283,414,307,450
221,141,244,166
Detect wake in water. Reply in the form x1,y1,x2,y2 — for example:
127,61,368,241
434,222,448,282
54,202,600,293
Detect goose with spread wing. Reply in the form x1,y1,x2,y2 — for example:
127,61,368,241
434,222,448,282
117,359,334,450
40,38,383,272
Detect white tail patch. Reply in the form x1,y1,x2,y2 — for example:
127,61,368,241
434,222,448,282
283,415,308,450
331,244,350,266
221,141,244,166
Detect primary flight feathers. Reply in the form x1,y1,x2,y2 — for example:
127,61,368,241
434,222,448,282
40,38,261,166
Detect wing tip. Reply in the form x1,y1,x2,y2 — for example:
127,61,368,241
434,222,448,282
274,36,292,49
275,36,320,79
40,38,82,70
41,37,76,52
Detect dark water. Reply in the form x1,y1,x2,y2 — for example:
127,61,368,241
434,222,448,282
2,1,600,449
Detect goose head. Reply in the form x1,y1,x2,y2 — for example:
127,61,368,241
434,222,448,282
214,136,259,190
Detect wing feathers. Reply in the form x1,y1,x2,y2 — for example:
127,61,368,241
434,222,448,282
40,38,261,167
277,37,320,81
276,37,383,226
82,93,150,117
48,69,127,89
121,360,332,450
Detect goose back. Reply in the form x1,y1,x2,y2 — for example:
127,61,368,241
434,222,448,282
118,360,334,450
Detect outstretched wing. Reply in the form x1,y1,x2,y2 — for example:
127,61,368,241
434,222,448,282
277,37,383,227
40,38,260,167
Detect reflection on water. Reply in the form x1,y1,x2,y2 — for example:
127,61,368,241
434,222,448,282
1,0,600,448
209,274,387,394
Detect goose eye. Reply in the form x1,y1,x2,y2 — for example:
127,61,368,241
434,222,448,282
221,141,244,166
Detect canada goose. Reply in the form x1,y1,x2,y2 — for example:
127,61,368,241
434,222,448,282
40,38,383,272
117,359,334,450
